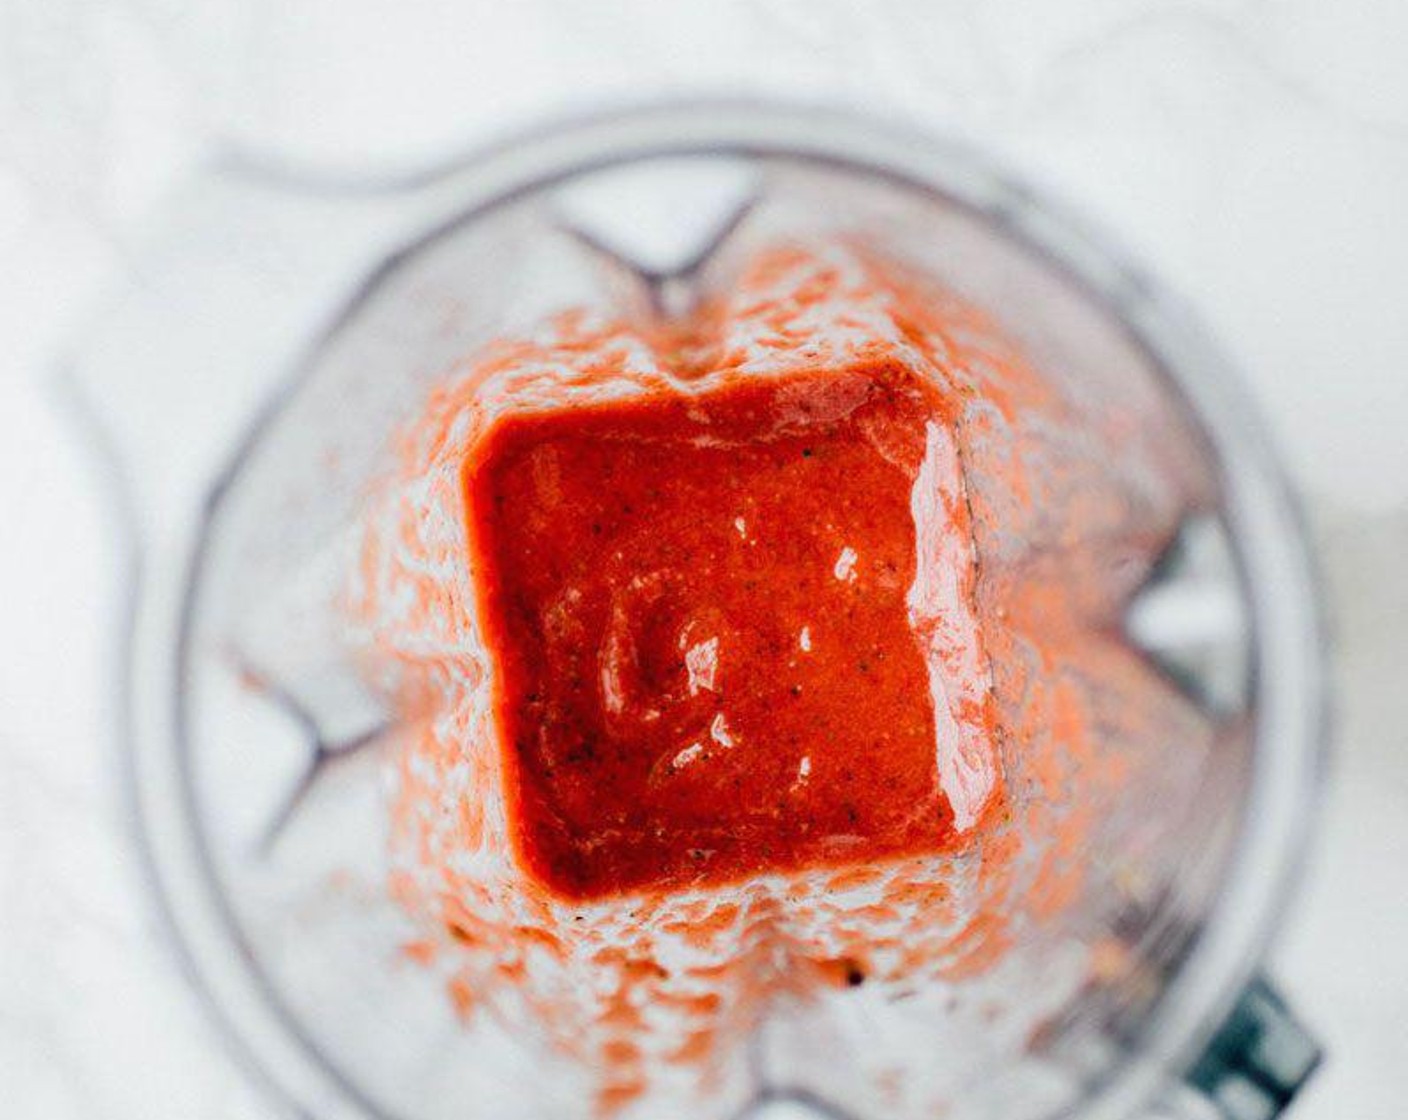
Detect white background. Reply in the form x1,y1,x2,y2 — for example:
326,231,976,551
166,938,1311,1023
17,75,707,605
1,1,1405,1117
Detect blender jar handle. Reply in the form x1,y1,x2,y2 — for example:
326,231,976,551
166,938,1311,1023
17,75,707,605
1180,975,1322,1119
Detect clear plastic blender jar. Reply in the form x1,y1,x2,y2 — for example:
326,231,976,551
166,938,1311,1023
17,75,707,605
66,103,1324,1120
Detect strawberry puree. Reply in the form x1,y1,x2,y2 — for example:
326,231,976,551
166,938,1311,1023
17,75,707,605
465,362,993,899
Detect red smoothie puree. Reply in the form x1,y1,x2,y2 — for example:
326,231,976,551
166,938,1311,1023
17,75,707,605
465,362,973,899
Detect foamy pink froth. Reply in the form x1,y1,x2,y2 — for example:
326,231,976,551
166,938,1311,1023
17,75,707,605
348,239,1212,1119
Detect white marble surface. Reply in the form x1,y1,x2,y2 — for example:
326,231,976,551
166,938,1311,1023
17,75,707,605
1,1,1406,1117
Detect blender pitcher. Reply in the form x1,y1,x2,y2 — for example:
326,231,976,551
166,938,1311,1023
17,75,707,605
65,104,1325,1120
